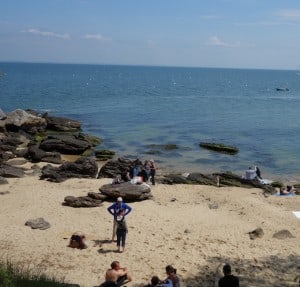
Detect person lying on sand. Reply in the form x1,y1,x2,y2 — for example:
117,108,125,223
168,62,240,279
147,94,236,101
280,185,296,195
105,261,133,287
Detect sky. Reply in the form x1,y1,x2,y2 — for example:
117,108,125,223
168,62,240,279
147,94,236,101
1,0,300,70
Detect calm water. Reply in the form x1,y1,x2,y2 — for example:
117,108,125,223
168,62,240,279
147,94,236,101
1,62,300,181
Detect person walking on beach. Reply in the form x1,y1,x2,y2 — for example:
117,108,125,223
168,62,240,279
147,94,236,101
218,264,239,287
105,260,133,287
107,197,132,242
116,209,128,252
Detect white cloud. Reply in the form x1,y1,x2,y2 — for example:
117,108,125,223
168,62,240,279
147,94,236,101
84,34,111,41
275,9,300,21
206,36,241,47
22,28,70,39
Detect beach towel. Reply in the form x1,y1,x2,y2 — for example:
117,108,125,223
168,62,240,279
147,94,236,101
292,211,300,219
276,193,295,197
259,178,272,185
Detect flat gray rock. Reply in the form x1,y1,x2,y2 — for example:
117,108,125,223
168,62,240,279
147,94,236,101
25,217,51,230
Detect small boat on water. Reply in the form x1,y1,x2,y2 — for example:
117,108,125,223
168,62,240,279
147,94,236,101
276,87,289,91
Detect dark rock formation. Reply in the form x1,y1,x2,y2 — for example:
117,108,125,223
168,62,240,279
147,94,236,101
43,114,81,132
99,182,152,202
25,217,50,230
26,145,62,164
40,157,99,182
0,109,103,167
0,164,25,178
63,195,103,208
95,149,115,161
159,172,277,194
199,142,239,154
5,109,47,133
98,157,132,178
39,134,92,155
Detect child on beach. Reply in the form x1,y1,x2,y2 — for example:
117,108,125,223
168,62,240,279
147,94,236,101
161,265,180,287
116,209,128,253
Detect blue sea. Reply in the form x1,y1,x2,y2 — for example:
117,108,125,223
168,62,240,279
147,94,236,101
1,62,300,182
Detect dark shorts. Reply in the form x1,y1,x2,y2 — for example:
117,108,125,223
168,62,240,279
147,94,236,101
117,275,127,286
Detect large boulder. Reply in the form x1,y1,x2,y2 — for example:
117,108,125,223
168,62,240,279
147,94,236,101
40,157,98,182
5,109,47,133
98,157,132,178
63,195,103,208
43,114,81,132
25,145,62,164
0,164,25,178
39,134,92,155
99,182,152,202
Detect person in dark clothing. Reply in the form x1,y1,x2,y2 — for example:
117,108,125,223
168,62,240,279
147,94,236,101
255,166,262,180
149,159,156,185
218,264,239,287
116,209,128,253
143,275,161,287
107,197,132,242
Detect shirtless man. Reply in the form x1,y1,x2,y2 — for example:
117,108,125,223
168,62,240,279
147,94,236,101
105,261,133,287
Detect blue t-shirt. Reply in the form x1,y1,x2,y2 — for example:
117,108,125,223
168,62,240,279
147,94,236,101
107,202,132,219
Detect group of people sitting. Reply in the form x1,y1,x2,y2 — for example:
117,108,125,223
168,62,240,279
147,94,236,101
244,166,263,181
112,158,157,185
100,262,239,287
101,262,181,287
244,165,297,195
280,185,296,195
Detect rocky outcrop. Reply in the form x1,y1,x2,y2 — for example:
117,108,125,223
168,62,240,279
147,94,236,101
98,157,132,178
199,142,239,154
40,157,99,182
26,145,62,164
95,149,115,161
0,109,104,169
99,182,152,202
5,109,47,134
43,114,81,132
39,134,92,155
159,172,277,194
63,195,103,208
0,164,25,178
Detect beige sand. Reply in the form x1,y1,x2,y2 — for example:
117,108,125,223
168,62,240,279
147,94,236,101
0,166,299,287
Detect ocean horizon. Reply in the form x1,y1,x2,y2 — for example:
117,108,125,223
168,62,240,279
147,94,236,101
1,62,300,182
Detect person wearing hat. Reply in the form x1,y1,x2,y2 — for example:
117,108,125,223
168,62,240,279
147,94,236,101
107,197,132,242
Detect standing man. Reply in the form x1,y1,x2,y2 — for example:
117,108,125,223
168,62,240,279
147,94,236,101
218,264,239,287
107,197,132,242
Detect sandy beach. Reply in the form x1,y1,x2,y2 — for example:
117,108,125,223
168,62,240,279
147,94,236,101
0,163,299,287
